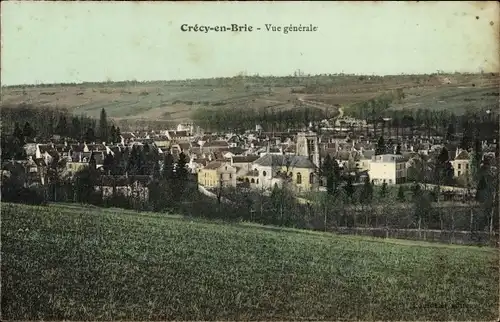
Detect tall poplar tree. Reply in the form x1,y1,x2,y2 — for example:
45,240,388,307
99,108,109,143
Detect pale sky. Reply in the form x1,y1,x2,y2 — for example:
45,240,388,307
1,1,498,86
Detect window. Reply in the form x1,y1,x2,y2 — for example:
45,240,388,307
229,173,232,179
309,173,314,184
251,178,255,183
257,179,259,184
458,171,461,176
466,164,469,169
255,169,259,176
389,179,393,184
297,173,302,184
263,171,267,177
220,173,223,179
458,164,461,169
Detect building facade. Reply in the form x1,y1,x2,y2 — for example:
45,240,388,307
369,154,407,185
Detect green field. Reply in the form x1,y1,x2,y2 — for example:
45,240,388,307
2,203,498,320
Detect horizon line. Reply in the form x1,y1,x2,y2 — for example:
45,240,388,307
2,71,498,88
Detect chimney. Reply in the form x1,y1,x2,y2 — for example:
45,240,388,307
456,148,460,158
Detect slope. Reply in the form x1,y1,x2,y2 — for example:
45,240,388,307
1,202,498,321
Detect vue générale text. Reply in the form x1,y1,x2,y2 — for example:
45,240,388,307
180,24,319,34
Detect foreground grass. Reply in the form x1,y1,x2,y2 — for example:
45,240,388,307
2,203,498,320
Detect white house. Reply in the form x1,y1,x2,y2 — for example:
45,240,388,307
369,154,408,185
176,123,194,135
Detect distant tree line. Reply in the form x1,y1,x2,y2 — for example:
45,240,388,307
192,105,334,133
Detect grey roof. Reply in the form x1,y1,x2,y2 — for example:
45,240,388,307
361,149,375,159
253,154,315,169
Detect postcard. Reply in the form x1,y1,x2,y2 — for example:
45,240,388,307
1,1,499,321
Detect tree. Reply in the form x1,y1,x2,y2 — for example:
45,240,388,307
446,123,455,141
22,122,35,141
152,160,161,178
379,180,388,199
99,108,109,143
0,135,13,160
47,153,67,202
460,119,473,150
407,158,425,183
343,175,354,202
109,125,117,144
435,147,453,185
89,153,97,170
270,184,293,226
469,139,483,186
176,152,189,181
395,143,402,155
12,123,24,144
375,136,385,155
71,117,82,141
162,151,175,180
103,153,115,175
171,152,189,202
321,154,335,195
148,179,163,212
397,185,405,202
127,145,145,175
115,127,122,143
55,114,68,137
360,175,373,204
413,189,432,233
84,127,96,143
74,166,98,204
474,166,496,235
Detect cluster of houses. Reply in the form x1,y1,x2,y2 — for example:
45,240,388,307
4,119,498,199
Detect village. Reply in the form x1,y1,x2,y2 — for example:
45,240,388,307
3,109,498,205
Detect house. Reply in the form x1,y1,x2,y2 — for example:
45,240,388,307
369,154,408,185
250,154,317,192
120,132,136,145
66,151,105,175
176,123,194,134
96,175,150,200
197,161,237,188
166,130,191,142
451,149,470,178
152,135,170,149
201,140,230,153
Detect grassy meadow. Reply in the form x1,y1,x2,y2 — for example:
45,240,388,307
1,202,498,321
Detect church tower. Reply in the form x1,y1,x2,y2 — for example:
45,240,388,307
296,131,320,168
